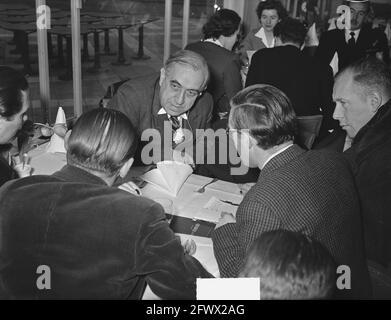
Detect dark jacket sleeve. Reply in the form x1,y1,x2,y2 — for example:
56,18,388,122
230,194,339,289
221,56,242,111
315,31,336,67
245,51,265,87
135,203,212,299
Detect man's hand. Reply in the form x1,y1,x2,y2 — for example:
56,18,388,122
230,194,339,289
215,212,236,229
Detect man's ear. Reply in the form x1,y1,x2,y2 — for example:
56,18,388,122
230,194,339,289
369,92,383,113
119,157,134,178
64,130,72,151
159,68,166,87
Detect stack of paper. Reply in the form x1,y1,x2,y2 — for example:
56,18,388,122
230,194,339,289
46,107,67,154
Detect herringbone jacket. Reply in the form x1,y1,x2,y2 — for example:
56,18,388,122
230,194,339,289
212,144,371,298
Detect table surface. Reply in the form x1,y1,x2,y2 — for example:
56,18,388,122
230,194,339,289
28,143,245,298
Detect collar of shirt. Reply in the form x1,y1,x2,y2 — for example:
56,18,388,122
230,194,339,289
203,38,224,48
157,108,188,121
345,29,361,43
254,27,275,48
261,143,294,170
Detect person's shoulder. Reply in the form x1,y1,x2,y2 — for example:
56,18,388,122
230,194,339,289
185,41,203,51
195,91,213,110
321,28,343,38
251,47,276,61
117,73,159,94
104,187,165,219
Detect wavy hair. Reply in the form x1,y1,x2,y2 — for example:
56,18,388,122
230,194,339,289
229,84,297,150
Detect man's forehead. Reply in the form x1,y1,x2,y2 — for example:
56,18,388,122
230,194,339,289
166,63,205,87
348,2,369,12
334,72,355,95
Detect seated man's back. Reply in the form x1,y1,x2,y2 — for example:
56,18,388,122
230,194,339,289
212,84,371,299
0,108,211,299
246,18,337,133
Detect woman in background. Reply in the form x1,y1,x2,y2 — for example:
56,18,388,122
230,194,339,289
240,0,288,64
186,8,242,122
0,66,29,187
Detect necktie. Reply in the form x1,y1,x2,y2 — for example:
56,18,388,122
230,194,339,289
170,116,181,131
348,32,356,47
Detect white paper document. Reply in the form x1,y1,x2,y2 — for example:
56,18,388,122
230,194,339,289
203,196,239,216
141,161,193,196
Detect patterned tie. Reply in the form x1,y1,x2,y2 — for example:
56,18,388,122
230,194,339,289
170,116,181,131
348,32,356,47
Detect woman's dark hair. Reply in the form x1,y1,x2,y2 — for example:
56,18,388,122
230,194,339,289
202,9,241,39
0,66,28,119
67,108,138,177
256,0,288,21
229,84,297,150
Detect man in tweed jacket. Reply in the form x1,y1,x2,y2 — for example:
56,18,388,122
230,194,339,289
212,84,371,299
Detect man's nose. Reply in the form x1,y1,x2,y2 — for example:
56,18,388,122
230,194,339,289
351,12,357,24
333,104,343,120
175,89,186,105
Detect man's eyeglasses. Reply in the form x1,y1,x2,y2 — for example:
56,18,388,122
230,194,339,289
169,80,203,99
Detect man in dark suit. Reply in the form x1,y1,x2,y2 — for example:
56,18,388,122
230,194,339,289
0,108,211,299
246,18,337,136
108,50,213,166
212,84,371,299
328,57,391,271
315,0,390,71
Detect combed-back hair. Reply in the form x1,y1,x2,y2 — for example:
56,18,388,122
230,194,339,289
274,17,307,46
256,0,288,21
0,66,28,119
202,8,241,39
67,108,138,177
164,49,210,89
337,56,391,99
229,84,297,150
239,230,337,300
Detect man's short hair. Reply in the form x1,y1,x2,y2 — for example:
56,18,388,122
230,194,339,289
274,17,307,46
67,108,138,177
239,230,337,300
229,84,297,150
0,66,28,119
337,56,391,99
164,50,210,89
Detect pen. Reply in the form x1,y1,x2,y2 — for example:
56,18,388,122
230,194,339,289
220,199,240,206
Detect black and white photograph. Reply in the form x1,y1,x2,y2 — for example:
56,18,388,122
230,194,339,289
0,0,390,305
